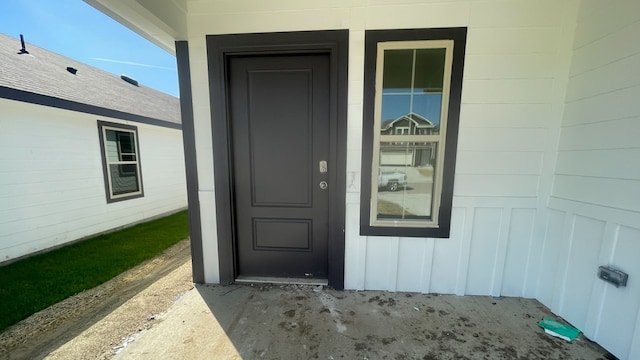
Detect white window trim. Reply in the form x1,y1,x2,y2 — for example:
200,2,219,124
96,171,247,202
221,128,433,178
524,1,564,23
370,40,454,229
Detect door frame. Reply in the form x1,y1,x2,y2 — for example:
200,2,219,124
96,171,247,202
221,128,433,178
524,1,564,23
206,30,348,289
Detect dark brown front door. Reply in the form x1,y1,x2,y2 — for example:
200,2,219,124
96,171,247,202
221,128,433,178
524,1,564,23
228,54,330,279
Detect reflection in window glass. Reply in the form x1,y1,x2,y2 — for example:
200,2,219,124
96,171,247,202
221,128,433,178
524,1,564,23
362,29,466,237
105,129,141,196
99,121,143,202
380,48,445,136
376,142,437,220
370,40,453,229
382,49,413,91
117,132,137,161
110,164,140,195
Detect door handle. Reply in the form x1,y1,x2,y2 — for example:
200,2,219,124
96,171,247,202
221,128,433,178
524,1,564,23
319,181,328,190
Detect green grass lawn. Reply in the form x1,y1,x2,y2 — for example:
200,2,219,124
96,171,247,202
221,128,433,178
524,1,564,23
0,210,189,333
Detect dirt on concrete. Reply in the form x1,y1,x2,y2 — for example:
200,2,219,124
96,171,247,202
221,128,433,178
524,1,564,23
0,239,614,359
0,239,194,360
116,284,612,360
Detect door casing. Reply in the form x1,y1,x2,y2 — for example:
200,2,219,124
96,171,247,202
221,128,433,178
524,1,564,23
206,30,348,289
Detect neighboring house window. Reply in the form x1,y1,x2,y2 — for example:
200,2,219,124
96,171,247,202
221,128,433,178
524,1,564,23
360,28,466,238
98,121,144,202
395,126,410,135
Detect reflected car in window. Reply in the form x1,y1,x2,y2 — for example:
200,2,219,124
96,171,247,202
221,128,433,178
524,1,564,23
378,169,407,192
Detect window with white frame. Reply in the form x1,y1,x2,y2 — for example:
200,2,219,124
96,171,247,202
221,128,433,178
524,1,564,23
360,29,466,238
98,121,144,202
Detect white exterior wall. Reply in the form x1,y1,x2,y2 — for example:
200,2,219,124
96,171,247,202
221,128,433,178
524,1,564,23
84,0,640,357
0,99,187,263
537,1,640,359
184,0,579,295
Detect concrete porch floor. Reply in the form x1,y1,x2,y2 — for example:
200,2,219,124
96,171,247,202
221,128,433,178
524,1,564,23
115,283,609,360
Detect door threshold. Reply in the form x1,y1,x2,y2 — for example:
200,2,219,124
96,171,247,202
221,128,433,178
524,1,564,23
235,276,328,286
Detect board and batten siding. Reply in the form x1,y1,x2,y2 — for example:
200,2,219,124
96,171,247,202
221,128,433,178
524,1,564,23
538,1,640,358
180,1,640,357
185,0,578,296
0,99,187,263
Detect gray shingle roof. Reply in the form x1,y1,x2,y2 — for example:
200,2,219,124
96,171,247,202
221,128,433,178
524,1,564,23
0,33,180,124
381,112,435,130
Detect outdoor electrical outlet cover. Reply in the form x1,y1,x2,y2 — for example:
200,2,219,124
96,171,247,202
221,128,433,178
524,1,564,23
538,318,580,342
598,266,628,287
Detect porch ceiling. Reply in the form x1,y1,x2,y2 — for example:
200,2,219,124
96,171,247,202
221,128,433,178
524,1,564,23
83,0,186,54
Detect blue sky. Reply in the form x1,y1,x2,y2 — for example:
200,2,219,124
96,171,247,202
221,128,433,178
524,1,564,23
0,1,179,97
382,93,442,125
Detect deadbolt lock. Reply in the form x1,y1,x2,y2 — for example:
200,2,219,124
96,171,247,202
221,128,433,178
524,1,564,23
319,181,328,190
319,160,327,174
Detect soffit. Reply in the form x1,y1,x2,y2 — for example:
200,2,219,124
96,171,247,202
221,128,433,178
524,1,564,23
83,0,187,54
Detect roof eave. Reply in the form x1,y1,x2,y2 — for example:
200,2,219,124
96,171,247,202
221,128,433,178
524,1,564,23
83,0,186,55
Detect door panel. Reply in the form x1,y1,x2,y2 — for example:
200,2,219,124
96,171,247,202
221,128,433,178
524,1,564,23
229,54,330,278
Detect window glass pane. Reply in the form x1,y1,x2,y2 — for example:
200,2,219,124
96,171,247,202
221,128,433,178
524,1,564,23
118,132,134,152
105,130,120,162
120,154,136,161
380,94,410,133
382,49,413,91
117,132,137,161
363,32,464,237
99,122,143,201
380,48,446,137
411,94,441,135
414,48,445,92
381,50,412,129
414,48,445,135
377,142,437,220
110,164,139,195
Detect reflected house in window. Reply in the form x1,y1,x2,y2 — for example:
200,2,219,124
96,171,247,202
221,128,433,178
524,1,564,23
364,38,458,233
79,4,640,359
380,112,438,167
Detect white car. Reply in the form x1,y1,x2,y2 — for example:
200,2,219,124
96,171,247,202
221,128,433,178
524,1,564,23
378,170,407,191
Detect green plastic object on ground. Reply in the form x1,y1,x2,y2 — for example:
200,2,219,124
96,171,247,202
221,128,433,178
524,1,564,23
538,317,581,342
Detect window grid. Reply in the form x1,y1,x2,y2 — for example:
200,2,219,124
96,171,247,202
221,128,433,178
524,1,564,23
370,40,454,229
98,121,144,202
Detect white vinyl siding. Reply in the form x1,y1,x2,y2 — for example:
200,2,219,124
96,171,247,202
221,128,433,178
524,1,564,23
185,0,575,297
0,100,187,263
105,0,640,358
539,1,640,359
